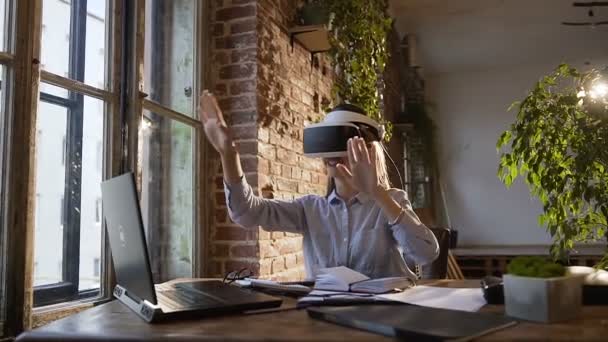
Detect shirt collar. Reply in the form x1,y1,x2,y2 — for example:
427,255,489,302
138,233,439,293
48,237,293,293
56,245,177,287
328,190,371,205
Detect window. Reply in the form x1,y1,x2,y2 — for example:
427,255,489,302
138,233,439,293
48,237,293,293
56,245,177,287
139,0,200,282
93,258,100,277
95,198,101,223
33,0,109,306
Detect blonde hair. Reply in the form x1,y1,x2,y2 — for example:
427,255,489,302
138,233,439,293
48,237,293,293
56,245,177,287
325,141,392,196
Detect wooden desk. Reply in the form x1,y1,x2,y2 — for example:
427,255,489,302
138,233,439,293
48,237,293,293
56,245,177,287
16,280,608,341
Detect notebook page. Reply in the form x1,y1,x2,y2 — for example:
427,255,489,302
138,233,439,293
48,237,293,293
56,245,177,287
378,285,486,312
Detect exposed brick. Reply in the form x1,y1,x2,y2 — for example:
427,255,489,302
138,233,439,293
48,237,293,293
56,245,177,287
270,161,281,175
258,228,271,240
215,226,252,241
230,80,256,95
271,232,284,239
215,176,225,189
219,63,255,80
231,110,257,125
219,96,255,112
296,253,304,266
216,33,256,49
232,0,254,4
240,156,257,173
225,260,260,274
212,243,230,257
258,127,270,143
214,83,228,96
260,240,279,258
231,48,256,63
231,244,258,258
277,148,297,166
235,140,257,155
259,258,272,276
291,167,301,180
281,165,291,178
213,23,225,37
271,257,285,273
211,261,223,277
216,5,255,21
214,51,229,65
278,239,299,254
285,254,296,268
256,142,275,160
230,18,256,34
258,158,270,175
215,208,227,223
276,178,297,192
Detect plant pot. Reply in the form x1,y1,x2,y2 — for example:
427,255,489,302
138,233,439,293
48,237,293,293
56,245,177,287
503,274,584,323
299,2,329,26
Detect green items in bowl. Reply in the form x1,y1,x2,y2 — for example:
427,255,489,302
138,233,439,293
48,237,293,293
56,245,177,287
507,256,565,278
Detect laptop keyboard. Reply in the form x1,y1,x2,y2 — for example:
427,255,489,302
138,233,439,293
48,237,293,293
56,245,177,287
156,288,222,310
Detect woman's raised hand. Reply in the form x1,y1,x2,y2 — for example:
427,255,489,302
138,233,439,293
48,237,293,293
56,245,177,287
336,137,382,196
199,90,234,156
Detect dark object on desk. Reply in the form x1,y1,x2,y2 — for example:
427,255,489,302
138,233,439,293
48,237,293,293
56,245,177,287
583,285,608,305
102,173,282,323
481,276,504,305
308,305,517,341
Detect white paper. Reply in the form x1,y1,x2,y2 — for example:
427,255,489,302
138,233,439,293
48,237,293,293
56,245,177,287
320,266,370,284
378,285,486,312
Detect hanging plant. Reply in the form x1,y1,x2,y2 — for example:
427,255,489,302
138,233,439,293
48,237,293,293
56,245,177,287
322,0,393,140
497,64,608,268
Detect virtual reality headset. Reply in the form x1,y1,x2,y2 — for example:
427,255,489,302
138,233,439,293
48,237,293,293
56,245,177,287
303,104,385,158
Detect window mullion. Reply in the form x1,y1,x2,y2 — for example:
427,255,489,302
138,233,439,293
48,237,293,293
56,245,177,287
61,0,88,296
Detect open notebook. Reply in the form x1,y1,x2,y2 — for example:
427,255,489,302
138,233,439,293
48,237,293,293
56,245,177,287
314,266,415,294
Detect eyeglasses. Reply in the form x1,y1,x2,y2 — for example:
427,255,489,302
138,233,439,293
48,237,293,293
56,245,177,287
222,268,254,284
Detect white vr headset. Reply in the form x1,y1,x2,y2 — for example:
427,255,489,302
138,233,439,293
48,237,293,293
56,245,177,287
303,107,386,158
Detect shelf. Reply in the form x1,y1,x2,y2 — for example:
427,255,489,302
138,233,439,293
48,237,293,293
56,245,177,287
288,25,331,67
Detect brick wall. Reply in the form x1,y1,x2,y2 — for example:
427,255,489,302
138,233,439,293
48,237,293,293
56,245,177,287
207,0,332,281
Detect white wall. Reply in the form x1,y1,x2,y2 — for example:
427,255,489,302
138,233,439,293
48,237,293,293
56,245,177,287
427,59,606,248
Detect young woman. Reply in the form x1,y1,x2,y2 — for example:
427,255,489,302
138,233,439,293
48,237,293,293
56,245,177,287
199,91,439,280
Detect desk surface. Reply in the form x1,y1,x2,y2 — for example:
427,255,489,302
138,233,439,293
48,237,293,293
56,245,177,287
17,280,608,341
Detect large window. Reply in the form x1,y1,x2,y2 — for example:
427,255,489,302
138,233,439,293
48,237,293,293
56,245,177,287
0,0,13,332
140,0,199,282
33,0,109,306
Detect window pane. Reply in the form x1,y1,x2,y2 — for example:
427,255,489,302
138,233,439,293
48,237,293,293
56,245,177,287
140,112,194,282
41,0,108,90
144,0,196,117
0,0,7,52
0,64,7,325
33,101,68,286
78,95,104,291
33,88,105,296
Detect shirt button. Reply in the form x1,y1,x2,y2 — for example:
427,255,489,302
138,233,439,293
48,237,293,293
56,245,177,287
343,238,347,242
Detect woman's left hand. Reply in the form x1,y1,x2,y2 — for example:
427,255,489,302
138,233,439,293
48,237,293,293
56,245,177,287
336,137,383,196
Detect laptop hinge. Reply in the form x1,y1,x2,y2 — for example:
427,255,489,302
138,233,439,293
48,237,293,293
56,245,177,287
114,285,163,322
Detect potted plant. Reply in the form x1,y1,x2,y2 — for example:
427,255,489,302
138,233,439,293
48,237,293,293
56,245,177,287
503,256,585,322
497,64,608,268
297,0,330,26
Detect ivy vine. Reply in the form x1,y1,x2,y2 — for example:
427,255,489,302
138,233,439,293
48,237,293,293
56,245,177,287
321,0,393,140
497,64,608,268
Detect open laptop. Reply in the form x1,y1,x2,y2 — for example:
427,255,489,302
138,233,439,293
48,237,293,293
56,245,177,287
101,172,282,322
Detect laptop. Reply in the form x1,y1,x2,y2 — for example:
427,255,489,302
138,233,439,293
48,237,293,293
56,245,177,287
101,172,282,322
307,305,517,341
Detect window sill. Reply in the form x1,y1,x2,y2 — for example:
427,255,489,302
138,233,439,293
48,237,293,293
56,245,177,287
32,297,110,328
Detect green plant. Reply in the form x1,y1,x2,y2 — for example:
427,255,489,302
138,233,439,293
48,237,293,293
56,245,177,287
507,256,565,278
497,64,608,268
322,0,393,140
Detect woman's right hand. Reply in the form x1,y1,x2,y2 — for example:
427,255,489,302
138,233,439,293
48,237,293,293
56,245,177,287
199,90,234,156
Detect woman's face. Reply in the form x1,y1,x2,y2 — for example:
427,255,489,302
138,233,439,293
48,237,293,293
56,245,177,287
323,157,348,178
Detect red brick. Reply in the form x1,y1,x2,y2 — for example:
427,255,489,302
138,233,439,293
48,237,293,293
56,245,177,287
258,128,270,143
277,179,297,192
278,239,299,254
230,110,256,125
258,228,271,240
214,83,228,96
215,208,227,223
270,162,281,175
214,51,229,65
235,140,257,155
231,244,258,258
218,96,255,112
296,253,304,265
215,226,252,240
213,23,224,37
271,258,285,273
285,254,297,268
219,63,255,80
215,192,226,206
225,260,260,274
260,240,279,258
257,142,275,160
259,258,272,276
216,33,255,49
232,0,254,4
210,261,224,277
215,176,225,188
277,148,297,166
258,158,270,175
216,5,255,21
291,167,301,180
231,48,256,63
230,18,256,34
212,243,230,257
230,80,256,95
240,156,257,173
271,231,284,239
281,165,291,178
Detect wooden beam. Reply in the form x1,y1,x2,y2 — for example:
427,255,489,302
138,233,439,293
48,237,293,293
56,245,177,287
40,70,111,101
4,0,42,336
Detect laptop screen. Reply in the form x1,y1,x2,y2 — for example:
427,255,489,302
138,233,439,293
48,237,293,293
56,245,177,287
101,172,157,304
